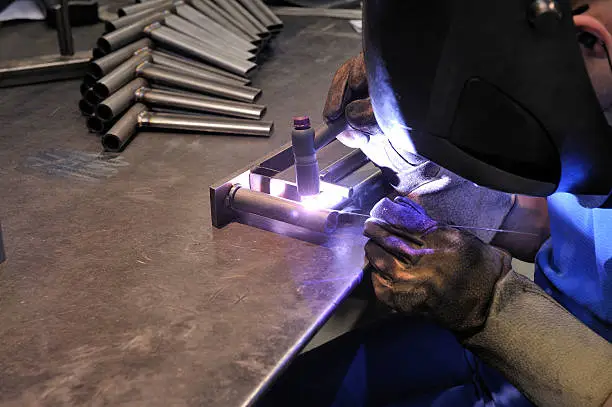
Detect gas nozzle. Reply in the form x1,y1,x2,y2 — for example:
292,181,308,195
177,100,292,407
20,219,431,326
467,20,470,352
292,116,321,198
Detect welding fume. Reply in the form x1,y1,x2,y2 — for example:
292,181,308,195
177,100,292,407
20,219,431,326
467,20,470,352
267,1,612,407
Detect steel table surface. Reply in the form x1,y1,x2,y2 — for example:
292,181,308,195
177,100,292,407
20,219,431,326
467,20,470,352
0,16,364,407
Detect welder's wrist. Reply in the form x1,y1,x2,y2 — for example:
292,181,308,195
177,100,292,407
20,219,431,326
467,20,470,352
462,271,612,407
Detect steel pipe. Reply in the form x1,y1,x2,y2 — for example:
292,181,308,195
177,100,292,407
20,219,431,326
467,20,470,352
106,8,160,32
228,186,339,234
96,78,148,121
250,0,283,29
92,48,106,59
230,0,270,38
101,103,148,150
238,0,283,32
136,62,261,102
136,88,267,119
144,23,256,76
84,88,102,105
83,73,97,87
88,38,152,79
162,14,255,62
118,0,172,17
150,51,248,87
138,111,273,136
101,104,273,151
79,98,96,116
191,0,260,44
93,50,150,99
97,11,168,53
214,0,264,38
80,82,91,96
54,0,74,56
174,4,257,53
151,50,250,83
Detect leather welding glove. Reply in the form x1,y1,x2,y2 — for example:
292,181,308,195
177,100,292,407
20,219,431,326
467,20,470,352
324,54,514,243
364,196,612,407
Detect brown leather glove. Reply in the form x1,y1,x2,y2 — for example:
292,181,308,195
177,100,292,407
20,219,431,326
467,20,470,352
364,196,512,335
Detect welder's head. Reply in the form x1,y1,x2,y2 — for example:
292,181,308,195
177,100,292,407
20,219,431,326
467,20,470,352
364,0,612,196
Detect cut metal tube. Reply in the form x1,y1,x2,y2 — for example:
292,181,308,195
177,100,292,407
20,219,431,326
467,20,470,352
96,77,148,121
213,0,262,38
152,50,250,84
251,0,283,28
101,104,273,151
144,23,256,76
93,50,150,99
228,186,339,234
106,8,160,32
80,82,91,96
150,51,249,87
162,15,255,62
85,88,102,105
118,0,172,17
191,0,260,44
92,48,106,59
88,38,152,79
101,103,148,150
97,11,168,53
83,73,97,87
135,87,266,119
236,0,274,29
174,5,258,53
138,111,273,136
79,98,95,116
229,0,270,37
136,62,261,102
54,0,74,56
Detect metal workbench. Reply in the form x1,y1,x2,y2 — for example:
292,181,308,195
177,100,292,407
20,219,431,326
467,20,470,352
0,15,364,407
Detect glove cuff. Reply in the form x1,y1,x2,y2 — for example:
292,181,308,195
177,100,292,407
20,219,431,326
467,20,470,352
462,271,612,407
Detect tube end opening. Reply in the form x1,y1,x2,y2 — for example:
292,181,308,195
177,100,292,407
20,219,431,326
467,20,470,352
79,99,95,116
96,105,114,121
117,8,127,17
87,64,104,80
96,37,112,54
102,134,122,152
80,82,91,97
87,116,106,133
93,83,110,100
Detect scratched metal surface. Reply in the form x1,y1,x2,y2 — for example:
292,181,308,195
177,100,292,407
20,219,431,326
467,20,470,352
0,16,364,407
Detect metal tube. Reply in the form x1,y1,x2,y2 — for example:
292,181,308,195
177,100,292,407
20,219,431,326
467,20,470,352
117,0,172,17
101,103,148,151
93,50,150,99
135,88,266,119
150,51,249,87
251,0,283,28
96,78,148,121
106,9,161,32
191,0,260,44
236,0,273,29
88,38,152,79
314,118,349,151
228,186,339,234
80,82,91,96
83,73,97,87
229,0,270,38
79,99,96,116
138,111,274,136
85,88,102,105
97,11,167,53
151,50,250,84
92,48,106,59
174,4,257,53
54,0,74,56
137,62,261,102
162,15,255,62
212,0,262,38
144,23,256,76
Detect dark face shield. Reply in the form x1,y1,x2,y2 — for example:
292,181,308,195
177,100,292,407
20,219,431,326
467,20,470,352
364,0,612,196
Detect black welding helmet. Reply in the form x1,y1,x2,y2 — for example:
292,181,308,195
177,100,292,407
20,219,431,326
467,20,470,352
363,0,612,196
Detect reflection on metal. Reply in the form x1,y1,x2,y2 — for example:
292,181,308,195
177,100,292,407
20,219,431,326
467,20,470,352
210,130,391,236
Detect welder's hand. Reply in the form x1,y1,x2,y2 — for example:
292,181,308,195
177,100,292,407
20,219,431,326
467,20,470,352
323,52,382,148
364,196,513,335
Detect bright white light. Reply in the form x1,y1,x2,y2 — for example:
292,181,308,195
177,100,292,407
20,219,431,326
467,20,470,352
300,182,351,211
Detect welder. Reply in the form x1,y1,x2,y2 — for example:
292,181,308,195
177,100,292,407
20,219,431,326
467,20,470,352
260,1,612,406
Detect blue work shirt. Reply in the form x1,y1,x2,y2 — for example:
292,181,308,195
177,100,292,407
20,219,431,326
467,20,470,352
535,192,612,341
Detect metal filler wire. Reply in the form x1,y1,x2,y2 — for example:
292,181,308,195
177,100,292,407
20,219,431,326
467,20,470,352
338,211,540,236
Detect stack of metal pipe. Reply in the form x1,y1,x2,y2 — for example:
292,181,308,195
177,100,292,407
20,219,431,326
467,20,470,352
78,0,282,152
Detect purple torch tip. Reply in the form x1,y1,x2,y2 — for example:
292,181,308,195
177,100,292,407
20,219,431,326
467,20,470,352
293,116,311,130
